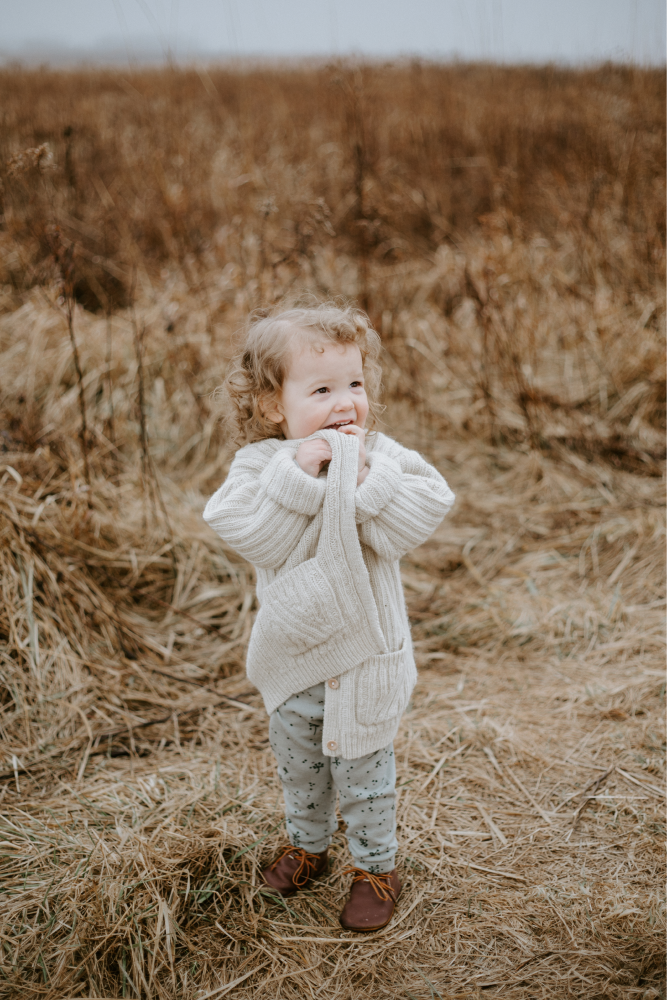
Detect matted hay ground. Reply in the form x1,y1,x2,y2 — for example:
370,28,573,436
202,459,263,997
1,288,664,1000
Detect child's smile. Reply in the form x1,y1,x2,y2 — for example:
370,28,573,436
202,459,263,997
264,339,369,441
325,418,353,430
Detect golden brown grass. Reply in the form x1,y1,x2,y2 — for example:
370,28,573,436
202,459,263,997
0,62,665,999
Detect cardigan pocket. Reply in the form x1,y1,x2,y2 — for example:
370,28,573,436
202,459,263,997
355,641,416,725
256,557,344,655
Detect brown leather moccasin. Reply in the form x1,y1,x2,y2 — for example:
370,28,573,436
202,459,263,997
339,867,402,932
262,846,329,897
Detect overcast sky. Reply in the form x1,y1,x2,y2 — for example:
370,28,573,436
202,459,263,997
1,0,665,65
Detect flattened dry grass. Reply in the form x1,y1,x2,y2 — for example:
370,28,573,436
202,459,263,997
0,62,665,999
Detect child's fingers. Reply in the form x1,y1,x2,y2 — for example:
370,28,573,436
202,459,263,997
338,424,366,440
296,440,332,475
298,440,331,456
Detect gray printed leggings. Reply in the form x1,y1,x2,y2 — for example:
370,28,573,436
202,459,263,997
269,683,397,874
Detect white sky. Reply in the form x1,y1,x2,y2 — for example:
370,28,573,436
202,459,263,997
1,0,665,64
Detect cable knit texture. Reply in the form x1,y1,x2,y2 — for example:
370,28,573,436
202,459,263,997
203,430,455,759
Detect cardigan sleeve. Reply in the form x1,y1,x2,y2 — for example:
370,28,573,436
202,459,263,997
203,447,326,570
354,441,455,561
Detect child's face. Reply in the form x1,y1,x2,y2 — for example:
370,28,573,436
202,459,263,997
265,339,369,440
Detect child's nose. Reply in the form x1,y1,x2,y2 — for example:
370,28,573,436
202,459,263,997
333,391,354,411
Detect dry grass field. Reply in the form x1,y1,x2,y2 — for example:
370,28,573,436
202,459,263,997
0,63,665,999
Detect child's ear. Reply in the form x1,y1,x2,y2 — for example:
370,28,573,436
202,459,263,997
261,395,284,425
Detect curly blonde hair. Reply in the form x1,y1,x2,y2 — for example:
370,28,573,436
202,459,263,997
222,304,383,445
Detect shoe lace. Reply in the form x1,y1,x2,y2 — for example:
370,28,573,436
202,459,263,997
270,846,324,887
342,866,397,902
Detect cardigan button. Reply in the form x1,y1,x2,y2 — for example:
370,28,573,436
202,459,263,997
327,678,340,689
327,740,338,752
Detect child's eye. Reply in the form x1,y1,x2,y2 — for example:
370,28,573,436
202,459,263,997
350,381,363,388
314,386,329,394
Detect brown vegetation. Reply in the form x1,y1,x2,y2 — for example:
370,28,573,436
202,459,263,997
0,62,665,999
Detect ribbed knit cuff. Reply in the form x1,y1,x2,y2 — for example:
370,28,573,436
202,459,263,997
260,448,326,515
354,451,403,524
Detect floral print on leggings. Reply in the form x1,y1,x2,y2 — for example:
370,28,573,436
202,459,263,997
269,682,397,874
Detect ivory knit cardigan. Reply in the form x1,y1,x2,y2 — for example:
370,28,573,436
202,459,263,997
203,429,455,759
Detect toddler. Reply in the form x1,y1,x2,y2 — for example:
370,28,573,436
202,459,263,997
203,305,454,932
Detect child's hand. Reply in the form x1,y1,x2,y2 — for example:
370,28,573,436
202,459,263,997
338,424,369,485
296,439,332,478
